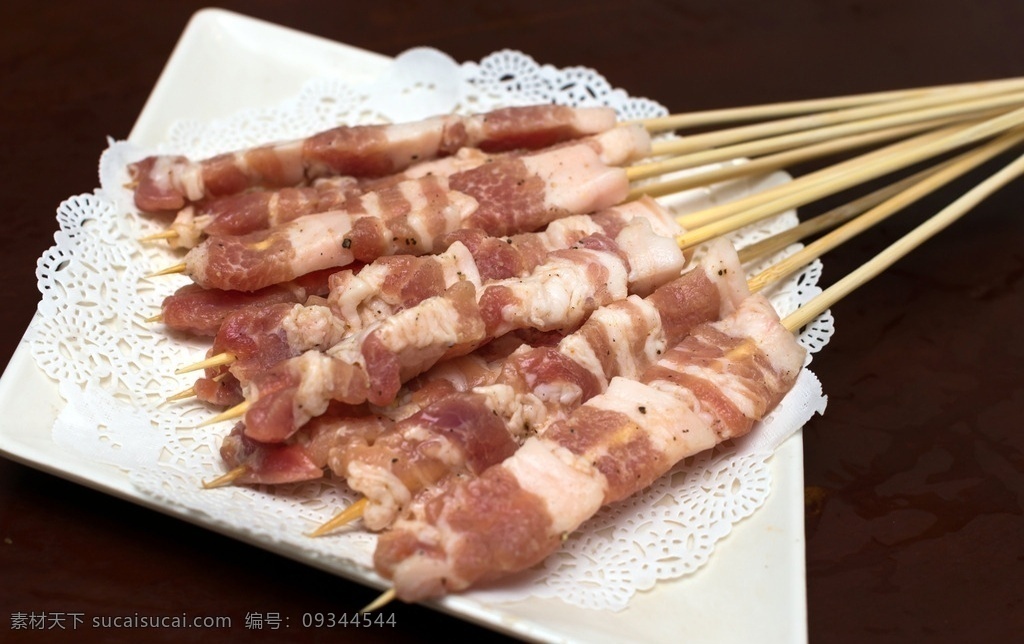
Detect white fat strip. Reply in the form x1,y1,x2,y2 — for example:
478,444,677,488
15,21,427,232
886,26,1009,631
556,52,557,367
588,123,652,165
621,195,684,238
497,250,629,332
714,294,807,380
554,334,607,390
347,460,414,532
282,303,350,352
281,211,357,273
407,188,479,254
524,144,629,215
473,383,564,441
436,241,483,289
156,155,202,200
383,117,447,170
589,377,718,461
402,147,489,179
374,294,466,352
329,270,379,332
238,139,306,187
288,350,345,423
504,438,606,536
614,217,686,296
586,296,666,382
161,157,205,202
700,237,750,314
538,214,605,247
404,414,475,471
570,106,619,135
168,206,210,250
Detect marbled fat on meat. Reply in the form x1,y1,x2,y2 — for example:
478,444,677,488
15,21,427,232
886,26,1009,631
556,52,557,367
375,294,806,601
128,105,618,212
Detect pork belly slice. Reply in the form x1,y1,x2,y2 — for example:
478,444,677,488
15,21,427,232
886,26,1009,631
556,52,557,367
191,200,674,408
129,105,618,213
183,137,634,292
341,238,746,530
219,341,521,485
165,121,646,250
374,293,806,601
242,216,685,443
160,267,338,337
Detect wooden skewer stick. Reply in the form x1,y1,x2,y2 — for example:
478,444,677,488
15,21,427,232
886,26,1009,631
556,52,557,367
305,160,971,534
672,122,968,231
146,262,187,278
675,107,1024,250
735,164,945,264
360,588,396,613
176,352,236,375
636,99,1014,184
637,76,1024,132
748,128,1024,292
646,88,1024,160
139,230,179,243
628,115,977,201
642,83,1024,157
782,148,1024,333
196,400,250,428
201,465,248,489
307,498,370,537
144,312,164,324
166,372,230,403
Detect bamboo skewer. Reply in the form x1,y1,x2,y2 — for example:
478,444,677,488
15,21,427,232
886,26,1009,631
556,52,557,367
782,148,1024,332
735,165,945,264
675,107,1024,249
356,148,1024,612
175,352,236,375
357,144,1024,613
643,83,1024,157
634,104,1013,185
628,116,976,201
747,128,1024,292
637,76,1024,132
673,121,970,231
196,401,250,428
173,112,1024,419
305,145,997,535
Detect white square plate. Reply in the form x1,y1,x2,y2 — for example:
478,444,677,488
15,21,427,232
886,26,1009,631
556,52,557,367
0,9,807,643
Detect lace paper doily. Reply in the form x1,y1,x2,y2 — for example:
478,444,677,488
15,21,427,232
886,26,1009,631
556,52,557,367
31,47,829,612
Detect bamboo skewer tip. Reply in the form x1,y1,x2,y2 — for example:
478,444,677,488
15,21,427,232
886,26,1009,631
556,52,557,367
307,498,368,538
147,263,187,278
196,400,249,428
139,230,179,243
201,465,248,489
176,352,236,375
360,588,397,613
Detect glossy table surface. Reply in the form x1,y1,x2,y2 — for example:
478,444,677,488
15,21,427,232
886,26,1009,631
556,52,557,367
2,1,1022,642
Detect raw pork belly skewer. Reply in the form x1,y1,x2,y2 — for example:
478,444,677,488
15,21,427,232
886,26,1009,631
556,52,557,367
171,126,650,292
208,234,741,494
180,200,675,407
195,124,1024,499
211,339,526,487
146,125,629,250
128,104,619,212
308,135,1007,534
371,147,1024,603
332,237,747,531
238,212,686,443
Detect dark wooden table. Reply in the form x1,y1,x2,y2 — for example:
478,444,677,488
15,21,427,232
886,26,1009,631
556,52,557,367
2,1,1022,642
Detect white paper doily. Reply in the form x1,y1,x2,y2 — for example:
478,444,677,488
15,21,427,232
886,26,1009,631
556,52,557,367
30,47,829,612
